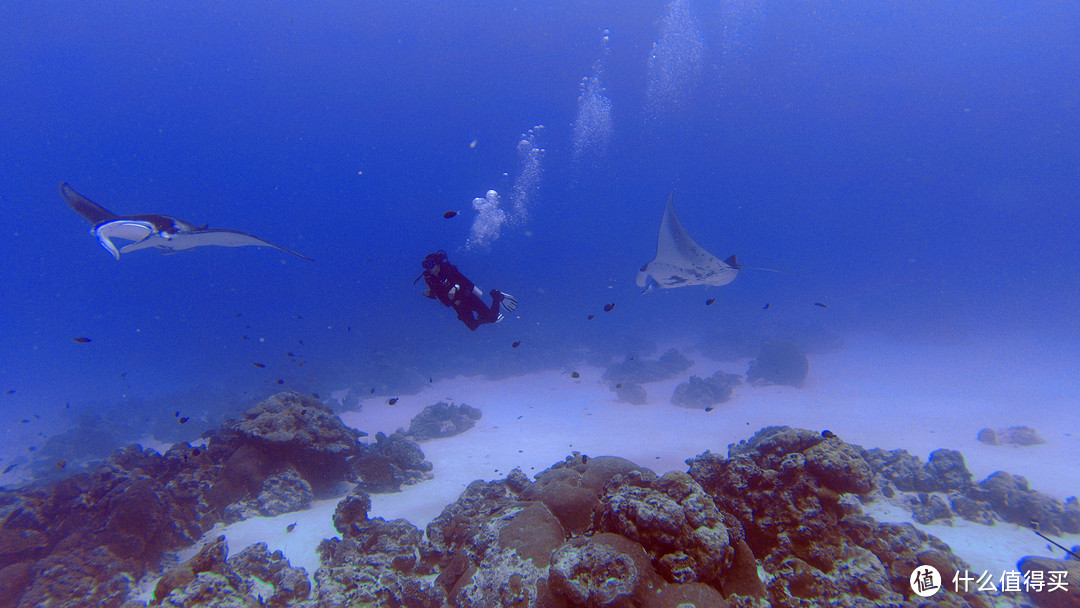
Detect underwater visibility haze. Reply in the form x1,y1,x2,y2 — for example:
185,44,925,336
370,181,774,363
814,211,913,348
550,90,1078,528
1,0,1079,606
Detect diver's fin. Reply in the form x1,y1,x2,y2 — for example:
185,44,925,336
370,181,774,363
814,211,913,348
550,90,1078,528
500,292,518,313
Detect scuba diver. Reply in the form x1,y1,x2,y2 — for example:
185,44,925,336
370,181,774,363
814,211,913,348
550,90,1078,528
417,250,518,330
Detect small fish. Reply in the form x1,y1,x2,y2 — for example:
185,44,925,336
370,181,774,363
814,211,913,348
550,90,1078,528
174,411,180,417
301,409,308,415
295,314,303,319
429,377,433,383
27,446,35,452
603,303,615,312
706,298,716,306
277,379,284,385
443,211,458,219
512,341,521,348
191,448,201,457
287,352,295,357
235,312,242,317
179,417,189,424
821,430,835,438
298,340,304,345
242,335,250,340
570,372,581,379
704,407,714,412
347,326,352,332
20,419,29,424
370,388,375,394
2,464,15,474
615,383,623,389
252,363,265,368
5,389,14,395
814,302,828,308
312,393,320,399
56,460,67,469
763,303,770,310
587,314,595,320
388,397,399,405
286,523,297,533
72,337,91,343
516,415,523,420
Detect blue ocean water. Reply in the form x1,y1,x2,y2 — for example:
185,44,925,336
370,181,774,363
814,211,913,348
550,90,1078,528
1,0,1077,475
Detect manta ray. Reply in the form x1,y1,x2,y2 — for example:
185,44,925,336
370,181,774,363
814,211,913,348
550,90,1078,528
637,192,770,293
61,182,312,261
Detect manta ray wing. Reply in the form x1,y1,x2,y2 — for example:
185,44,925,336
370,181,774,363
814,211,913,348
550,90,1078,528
636,193,739,291
93,220,158,260
61,182,119,225
118,227,314,261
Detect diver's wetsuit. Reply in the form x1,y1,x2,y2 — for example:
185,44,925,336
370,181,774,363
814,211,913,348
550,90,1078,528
422,253,504,330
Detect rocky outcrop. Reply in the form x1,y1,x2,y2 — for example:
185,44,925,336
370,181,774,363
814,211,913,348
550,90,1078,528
602,349,693,387
746,340,809,387
349,431,433,492
0,392,367,608
405,401,483,441
670,371,742,409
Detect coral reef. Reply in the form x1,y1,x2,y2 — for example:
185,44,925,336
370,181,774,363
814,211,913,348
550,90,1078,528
613,382,648,405
602,349,692,387
349,431,434,492
406,401,483,441
977,426,1047,446
745,340,809,387
0,392,393,608
670,371,742,409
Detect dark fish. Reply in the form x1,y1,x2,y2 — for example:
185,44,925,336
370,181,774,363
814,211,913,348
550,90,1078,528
603,303,615,312
295,314,303,319
312,393,320,399
301,409,307,415
443,211,458,219
33,414,39,419
615,383,623,389
245,325,251,329
347,326,351,332
72,337,91,343
763,303,770,310
814,302,828,308
370,388,375,394
587,314,595,320
20,419,28,424
286,523,297,533
298,340,304,345
2,464,15,474
570,372,581,379
174,411,179,417
191,448,201,456
429,377,433,383
277,379,284,385
287,352,295,357
512,341,521,348
242,335,249,340
706,298,716,306
822,430,835,438
252,363,265,368
388,397,399,405
28,446,35,452
56,460,67,469
235,312,242,317
516,415,523,420
179,417,189,424
5,390,14,395
705,407,714,412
